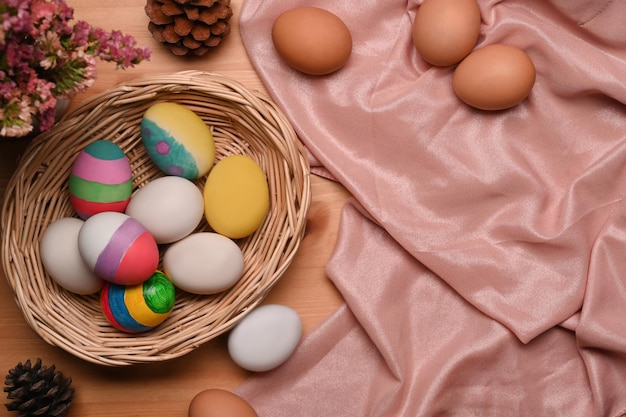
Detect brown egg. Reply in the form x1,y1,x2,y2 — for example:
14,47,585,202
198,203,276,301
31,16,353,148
452,44,536,111
188,389,258,417
272,7,352,75
412,0,481,66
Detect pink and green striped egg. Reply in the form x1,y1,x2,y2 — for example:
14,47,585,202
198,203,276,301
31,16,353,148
69,140,133,219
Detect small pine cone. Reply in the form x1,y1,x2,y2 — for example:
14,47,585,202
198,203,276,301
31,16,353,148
4,359,74,417
145,0,233,56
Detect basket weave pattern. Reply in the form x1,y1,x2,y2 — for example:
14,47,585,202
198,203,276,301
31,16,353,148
1,70,311,366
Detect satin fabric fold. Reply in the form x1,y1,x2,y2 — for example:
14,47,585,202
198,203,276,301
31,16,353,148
236,0,626,415
238,201,622,416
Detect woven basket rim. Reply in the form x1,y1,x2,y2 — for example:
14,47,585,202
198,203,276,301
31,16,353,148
1,70,311,366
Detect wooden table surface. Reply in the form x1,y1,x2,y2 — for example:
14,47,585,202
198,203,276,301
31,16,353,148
0,1,348,415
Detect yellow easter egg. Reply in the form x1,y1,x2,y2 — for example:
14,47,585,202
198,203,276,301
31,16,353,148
203,155,270,239
141,102,215,179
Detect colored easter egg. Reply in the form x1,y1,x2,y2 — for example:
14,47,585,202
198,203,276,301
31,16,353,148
69,139,133,219
40,217,105,295
141,102,215,179
125,176,204,244
101,270,176,333
203,155,269,239
228,304,302,372
77,211,159,285
163,232,244,295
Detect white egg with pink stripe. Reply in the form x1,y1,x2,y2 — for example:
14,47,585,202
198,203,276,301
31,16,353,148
77,211,159,285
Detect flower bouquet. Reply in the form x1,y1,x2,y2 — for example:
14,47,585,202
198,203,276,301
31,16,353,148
0,0,151,138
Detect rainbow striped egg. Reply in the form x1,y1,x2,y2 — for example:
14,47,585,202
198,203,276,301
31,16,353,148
77,211,159,285
101,271,176,333
69,140,133,219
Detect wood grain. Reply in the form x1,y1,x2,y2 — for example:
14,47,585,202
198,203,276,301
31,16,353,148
0,1,348,415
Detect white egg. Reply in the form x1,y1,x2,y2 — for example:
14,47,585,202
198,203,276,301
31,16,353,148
126,176,204,244
40,217,105,294
162,232,244,294
228,304,302,372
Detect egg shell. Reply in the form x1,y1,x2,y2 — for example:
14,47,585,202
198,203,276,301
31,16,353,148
141,102,215,179
78,211,159,285
188,389,258,417
227,304,302,372
163,232,244,295
452,44,536,111
40,217,105,295
412,0,481,66
101,270,176,333
203,155,269,239
125,176,204,244
68,140,133,219
272,7,352,75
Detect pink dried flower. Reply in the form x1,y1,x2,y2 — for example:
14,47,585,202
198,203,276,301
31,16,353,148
0,0,151,138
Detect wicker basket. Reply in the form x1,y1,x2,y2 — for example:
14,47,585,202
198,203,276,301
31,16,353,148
1,70,311,366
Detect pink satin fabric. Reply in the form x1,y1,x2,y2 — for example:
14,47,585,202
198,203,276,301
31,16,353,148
236,0,626,415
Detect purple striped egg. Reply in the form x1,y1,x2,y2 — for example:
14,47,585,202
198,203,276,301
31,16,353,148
77,211,159,285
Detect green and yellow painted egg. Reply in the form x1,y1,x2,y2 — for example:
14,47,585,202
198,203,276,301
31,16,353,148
100,270,176,333
141,102,215,179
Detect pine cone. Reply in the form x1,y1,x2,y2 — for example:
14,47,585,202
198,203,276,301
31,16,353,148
145,0,233,56
4,359,74,417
